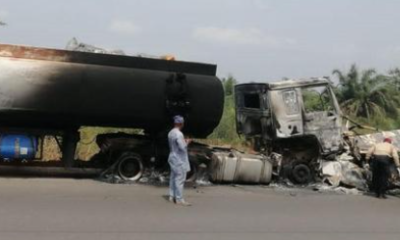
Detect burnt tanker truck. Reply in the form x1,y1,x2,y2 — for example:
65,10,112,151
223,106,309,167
0,43,225,179
0,43,273,183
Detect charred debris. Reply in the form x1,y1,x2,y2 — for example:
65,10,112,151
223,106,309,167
234,78,400,192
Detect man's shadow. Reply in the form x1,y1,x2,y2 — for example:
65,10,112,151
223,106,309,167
162,195,172,202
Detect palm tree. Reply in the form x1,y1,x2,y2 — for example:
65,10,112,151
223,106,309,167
389,68,400,91
332,64,400,120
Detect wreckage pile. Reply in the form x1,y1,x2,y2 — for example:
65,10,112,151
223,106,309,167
319,153,369,192
316,130,400,194
66,38,125,55
98,130,400,197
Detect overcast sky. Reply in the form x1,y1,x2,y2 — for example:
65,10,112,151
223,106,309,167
0,0,400,82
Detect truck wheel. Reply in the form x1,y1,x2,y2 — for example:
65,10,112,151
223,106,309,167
291,163,312,184
117,153,144,181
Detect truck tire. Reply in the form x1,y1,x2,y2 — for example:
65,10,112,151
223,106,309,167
117,153,144,181
291,163,312,184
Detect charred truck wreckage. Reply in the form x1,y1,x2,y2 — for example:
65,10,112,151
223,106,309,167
0,43,397,188
0,43,272,183
235,79,400,187
235,79,343,184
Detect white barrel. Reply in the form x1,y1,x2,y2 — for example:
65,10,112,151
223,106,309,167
210,150,272,184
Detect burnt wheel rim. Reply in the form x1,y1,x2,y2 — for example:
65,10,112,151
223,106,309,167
118,157,143,181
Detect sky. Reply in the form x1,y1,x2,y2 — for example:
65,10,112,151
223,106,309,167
0,0,400,82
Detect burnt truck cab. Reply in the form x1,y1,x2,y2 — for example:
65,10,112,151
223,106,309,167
235,78,343,183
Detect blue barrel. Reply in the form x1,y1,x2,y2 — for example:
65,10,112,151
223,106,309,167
0,135,37,160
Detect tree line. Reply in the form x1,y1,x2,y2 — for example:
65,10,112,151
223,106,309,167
333,65,400,130
209,65,400,142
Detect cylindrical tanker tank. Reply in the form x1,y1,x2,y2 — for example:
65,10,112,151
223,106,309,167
0,44,224,138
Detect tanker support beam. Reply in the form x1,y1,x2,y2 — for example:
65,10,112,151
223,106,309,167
61,130,80,168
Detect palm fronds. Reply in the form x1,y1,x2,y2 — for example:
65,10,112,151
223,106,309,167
333,64,399,120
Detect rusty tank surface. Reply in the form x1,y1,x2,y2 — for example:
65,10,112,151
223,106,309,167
0,44,224,138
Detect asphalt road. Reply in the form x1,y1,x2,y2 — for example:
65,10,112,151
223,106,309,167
0,178,399,240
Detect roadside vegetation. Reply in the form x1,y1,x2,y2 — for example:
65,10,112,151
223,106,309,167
207,76,243,145
333,65,400,131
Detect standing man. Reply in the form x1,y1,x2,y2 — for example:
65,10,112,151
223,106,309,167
366,138,399,199
168,115,191,206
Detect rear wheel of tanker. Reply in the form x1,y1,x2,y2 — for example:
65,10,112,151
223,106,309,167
117,153,144,181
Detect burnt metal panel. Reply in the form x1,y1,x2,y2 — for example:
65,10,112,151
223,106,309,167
0,44,217,76
235,78,343,154
301,86,343,153
267,78,331,90
235,84,271,137
270,88,304,138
